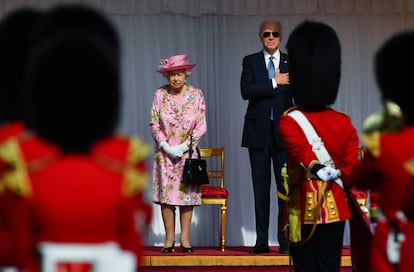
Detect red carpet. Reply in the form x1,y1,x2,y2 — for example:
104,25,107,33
142,245,308,256
142,246,350,256
139,246,352,271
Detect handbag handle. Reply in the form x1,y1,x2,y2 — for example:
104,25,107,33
187,135,201,159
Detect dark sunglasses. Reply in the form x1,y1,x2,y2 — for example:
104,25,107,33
262,31,280,38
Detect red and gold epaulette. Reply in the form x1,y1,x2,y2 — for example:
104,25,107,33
404,158,414,177
122,136,152,198
0,137,31,197
361,131,380,158
92,135,152,198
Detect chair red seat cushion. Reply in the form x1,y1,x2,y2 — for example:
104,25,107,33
201,185,228,198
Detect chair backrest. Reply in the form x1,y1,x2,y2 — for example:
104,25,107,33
199,147,224,188
358,146,365,160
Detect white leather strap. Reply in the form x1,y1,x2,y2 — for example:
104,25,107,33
288,110,343,188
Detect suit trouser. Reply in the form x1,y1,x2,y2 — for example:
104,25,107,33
248,120,288,247
290,221,345,272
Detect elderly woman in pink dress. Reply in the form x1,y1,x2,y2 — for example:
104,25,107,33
149,54,207,253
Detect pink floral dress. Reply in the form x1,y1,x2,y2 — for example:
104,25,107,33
149,84,207,206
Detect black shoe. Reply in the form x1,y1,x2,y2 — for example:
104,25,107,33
278,233,289,254
249,244,269,254
161,241,175,253
161,246,174,253
279,244,289,254
181,245,193,253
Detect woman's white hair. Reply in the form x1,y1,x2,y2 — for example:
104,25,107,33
162,69,192,79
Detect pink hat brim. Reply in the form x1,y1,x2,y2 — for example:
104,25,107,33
157,64,196,73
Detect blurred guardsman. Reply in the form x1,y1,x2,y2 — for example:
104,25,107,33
0,8,45,268
0,4,151,271
350,30,414,272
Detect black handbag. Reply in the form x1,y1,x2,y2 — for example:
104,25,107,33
182,137,209,185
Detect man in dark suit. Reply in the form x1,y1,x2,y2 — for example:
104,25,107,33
240,19,293,254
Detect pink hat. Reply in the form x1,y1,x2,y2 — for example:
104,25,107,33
157,54,196,73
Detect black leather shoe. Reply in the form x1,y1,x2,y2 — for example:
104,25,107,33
279,244,289,254
160,246,174,253
248,244,269,254
161,241,175,253
181,245,194,253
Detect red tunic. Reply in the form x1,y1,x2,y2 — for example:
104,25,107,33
350,127,414,272
279,107,359,225
0,133,151,271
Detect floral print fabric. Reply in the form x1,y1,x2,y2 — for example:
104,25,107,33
149,84,207,206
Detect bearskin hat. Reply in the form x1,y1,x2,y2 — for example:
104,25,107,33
375,30,414,125
286,20,341,111
29,4,119,56
24,5,120,153
0,8,44,123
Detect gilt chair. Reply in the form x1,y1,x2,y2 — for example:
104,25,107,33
357,145,378,221
199,147,228,251
355,146,367,209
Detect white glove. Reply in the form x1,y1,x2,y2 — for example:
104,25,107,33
316,166,341,181
176,143,189,154
159,141,182,159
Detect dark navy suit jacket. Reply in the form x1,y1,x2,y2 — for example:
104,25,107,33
241,50,293,149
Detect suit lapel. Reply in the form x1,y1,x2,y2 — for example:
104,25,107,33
254,51,267,78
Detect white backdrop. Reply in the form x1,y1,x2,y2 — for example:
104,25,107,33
3,0,414,247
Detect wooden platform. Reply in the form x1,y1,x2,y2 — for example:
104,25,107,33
140,246,352,268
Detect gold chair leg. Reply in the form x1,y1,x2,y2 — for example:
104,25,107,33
220,203,227,252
